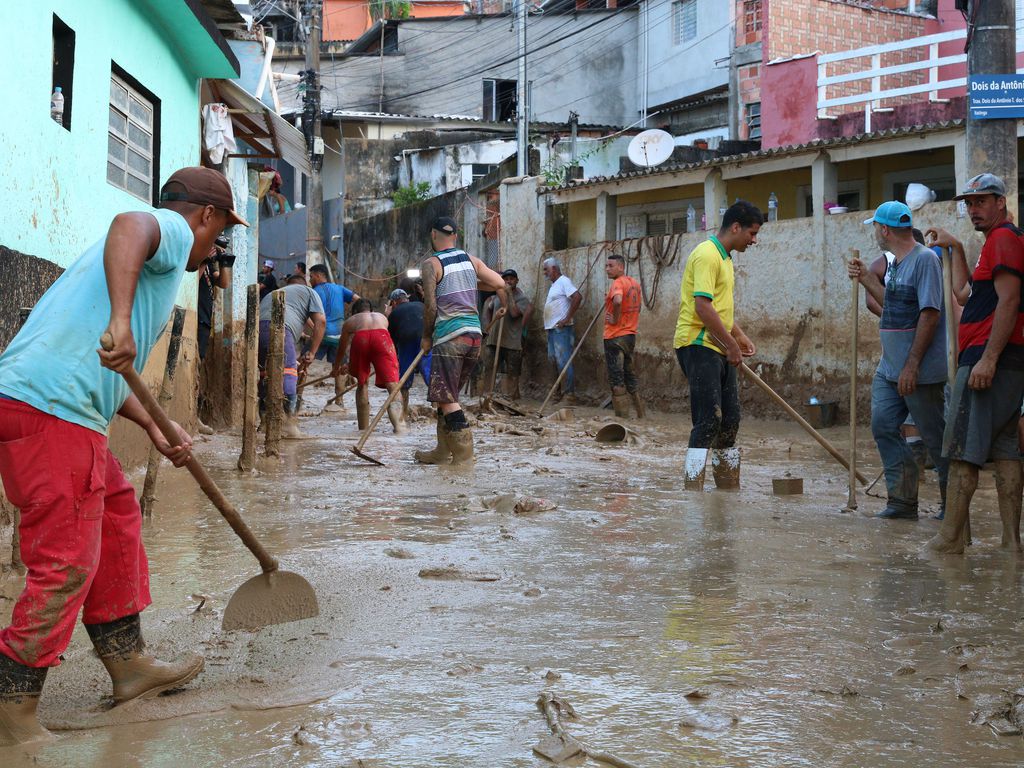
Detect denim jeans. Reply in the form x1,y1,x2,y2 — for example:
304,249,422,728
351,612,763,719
604,334,638,392
547,326,576,394
676,345,740,449
870,373,949,513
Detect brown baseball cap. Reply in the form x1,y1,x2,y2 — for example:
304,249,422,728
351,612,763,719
160,167,250,227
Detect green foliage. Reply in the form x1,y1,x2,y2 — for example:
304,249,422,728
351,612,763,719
369,0,411,20
392,181,431,208
539,142,608,188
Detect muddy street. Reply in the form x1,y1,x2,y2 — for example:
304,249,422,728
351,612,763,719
3,387,1023,768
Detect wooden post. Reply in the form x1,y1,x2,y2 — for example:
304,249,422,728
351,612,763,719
264,290,285,457
845,250,859,513
238,284,259,471
140,306,186,518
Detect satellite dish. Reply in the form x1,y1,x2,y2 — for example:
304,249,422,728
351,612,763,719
627,129,674,168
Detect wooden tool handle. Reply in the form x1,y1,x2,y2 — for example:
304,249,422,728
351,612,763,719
353,349,425,452
941,247,957,386
848,251,859,509
486,314,506,400
101,334,279,574
297,371,334,391
739,362,869,485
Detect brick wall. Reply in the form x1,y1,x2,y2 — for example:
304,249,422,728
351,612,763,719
767,0,933,113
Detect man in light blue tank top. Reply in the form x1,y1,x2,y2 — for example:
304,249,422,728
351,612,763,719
0,167,248,745
414,216,507,466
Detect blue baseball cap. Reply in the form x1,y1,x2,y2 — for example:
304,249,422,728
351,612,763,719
864,201,913,228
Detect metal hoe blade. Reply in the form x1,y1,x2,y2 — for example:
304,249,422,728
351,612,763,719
222,570,320,631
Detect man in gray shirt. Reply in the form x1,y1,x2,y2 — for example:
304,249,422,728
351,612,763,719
848,201,948,520
258,275,326,435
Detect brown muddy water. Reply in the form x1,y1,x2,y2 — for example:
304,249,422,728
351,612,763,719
3,384,1024,767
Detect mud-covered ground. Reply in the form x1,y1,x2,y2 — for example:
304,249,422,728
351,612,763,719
3,378,1024,768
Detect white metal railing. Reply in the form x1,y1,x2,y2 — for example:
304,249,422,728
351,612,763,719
816,27,1024,131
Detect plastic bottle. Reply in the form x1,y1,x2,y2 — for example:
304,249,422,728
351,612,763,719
686,204,696,233
50,87,64,125
768,192,778,222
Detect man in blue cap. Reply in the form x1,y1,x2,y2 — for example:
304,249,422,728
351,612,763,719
848,200,948,520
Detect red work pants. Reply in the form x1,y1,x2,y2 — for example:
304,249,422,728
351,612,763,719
0,399,151,668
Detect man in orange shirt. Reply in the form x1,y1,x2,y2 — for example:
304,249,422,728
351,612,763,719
603,254,644,418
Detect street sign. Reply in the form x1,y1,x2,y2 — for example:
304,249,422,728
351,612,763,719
968,75,1024,119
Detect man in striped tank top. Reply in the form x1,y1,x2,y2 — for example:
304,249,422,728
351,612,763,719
415,217,507,465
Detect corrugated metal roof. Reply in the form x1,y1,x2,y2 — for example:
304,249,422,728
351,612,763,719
208,79,311,175
548,121,966,193
318,110,622,134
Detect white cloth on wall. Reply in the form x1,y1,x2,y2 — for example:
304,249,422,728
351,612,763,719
202,103,236,164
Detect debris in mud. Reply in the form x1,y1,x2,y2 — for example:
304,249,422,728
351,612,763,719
544,670,562,682
534,691,641,768
893,665,916,677
811,684,859,697
463,493,558,515
947,643,982,657
384,547,415,559
418,567,500,582
684,689,710,700
447,663,484,677
930,619,945,633
523,588,542,597
971,691,1024,737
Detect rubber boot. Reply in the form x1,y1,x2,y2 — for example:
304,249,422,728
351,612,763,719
994,459,1023,553
85,614,204,705
684,448,709,491
563,392,579,406
711,447,741,490
630,390,646,419
414,411,452,465
448,427,474,465
925,460,978,554
611,387,631,418
0,653,51,747
356,386,370,431
505,375,521,401
282,395,304,439
386,384,406,435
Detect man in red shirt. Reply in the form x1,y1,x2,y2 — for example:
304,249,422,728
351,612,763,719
925,174,1024,554
603,254,644,418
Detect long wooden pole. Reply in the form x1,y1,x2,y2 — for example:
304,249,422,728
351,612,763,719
845,251,859,512
942,246,957,386
238,284,259,472
536,310,602,416
351,350,425,465
264,290,285,457
484,313,506,406
140,306,186,518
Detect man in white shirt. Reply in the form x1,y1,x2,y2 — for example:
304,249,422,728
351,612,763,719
542,257,582,404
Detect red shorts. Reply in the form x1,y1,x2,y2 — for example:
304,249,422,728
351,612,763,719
350,328,400,388
0,399,151,668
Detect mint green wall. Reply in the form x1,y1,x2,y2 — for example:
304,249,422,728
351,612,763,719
0,1,234,308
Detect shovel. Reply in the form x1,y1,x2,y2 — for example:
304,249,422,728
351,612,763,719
351,349,425,466
101,334,319,632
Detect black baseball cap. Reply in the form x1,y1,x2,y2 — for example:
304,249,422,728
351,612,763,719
430,216,458,235
501,269,518,279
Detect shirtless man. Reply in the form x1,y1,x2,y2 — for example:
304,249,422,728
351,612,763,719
333,299,404,434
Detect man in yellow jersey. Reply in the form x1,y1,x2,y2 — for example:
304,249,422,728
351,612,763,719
674,201,763,491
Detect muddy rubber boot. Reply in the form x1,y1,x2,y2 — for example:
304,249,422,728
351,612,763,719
356,387,370,431
85,614,204,705
0,654,51,747
611,387,631,418
563,392,579,406
925,460,978,555
414,411,452,465
629,390,646,419
684,448,709,491
448,427,474,465
994,459,1023,553
711,447,741,490
505,375,521,401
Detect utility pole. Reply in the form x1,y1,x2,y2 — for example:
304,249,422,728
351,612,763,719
966,0,1018,221
516,0,528,176
302,0,325,268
